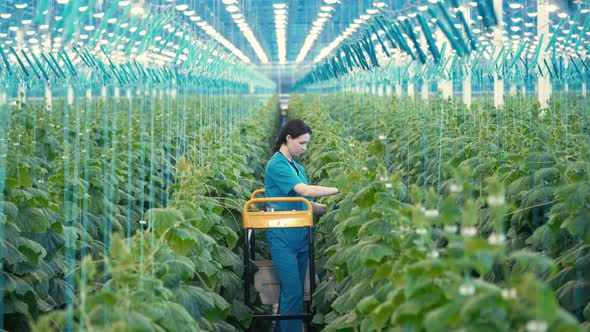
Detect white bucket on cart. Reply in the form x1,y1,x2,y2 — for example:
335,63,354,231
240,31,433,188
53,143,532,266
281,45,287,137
254,260,311,305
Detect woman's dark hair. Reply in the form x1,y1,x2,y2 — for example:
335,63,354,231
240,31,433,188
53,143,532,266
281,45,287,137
273,119,312,152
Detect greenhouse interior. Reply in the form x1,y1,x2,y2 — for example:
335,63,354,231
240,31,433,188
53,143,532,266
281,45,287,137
0,0,589,331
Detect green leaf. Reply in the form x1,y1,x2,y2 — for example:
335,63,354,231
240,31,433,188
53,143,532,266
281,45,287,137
172,285,229,321
525,152,555,170
367,140,386,157
357,241,395,266
508,250,557,275
424,301,462,332
550,307,582,332
3,272,33,295
352,185,377,208
166,224,216,255
333,281,373,314
17,237,47,266
371,300,394,330
231,299,252,326
141,301,200,332
193,255,222,280
146,208,185,237
212,224,238,249
25,229,65,260
522,186,554,209
533,167,561,184
561,211,590,243
4,296,29,314
0,201,19,220
2,240,28,266
125,311,157,332
565,161,589,183
356,295,380,314
516,274,558,322
394,286,445,319
555,280,590,312
459,291,501,320
333,213,367,243
468,251,496,276
217,246,242,275
372,261,393,282
218,268,242,301
18,166,33,188
324,311,358,332
158,253,196,283
16,206,49,233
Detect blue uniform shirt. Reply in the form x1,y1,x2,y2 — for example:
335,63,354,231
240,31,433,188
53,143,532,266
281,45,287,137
265,151,311,252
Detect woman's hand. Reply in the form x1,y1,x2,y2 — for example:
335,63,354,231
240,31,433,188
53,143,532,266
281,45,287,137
311,202,327,216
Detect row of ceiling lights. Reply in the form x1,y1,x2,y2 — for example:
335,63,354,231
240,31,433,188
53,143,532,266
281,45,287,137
274,4,288,64
295,0,340,63
314,1,387,63
1,0,587,67
223,0,269,64
176,4,251,64
0,1,204,69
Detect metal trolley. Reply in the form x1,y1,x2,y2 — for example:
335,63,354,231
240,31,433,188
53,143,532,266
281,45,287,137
242,189,315,331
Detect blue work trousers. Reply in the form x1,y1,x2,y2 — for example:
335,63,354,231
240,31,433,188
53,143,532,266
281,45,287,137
269,241,308,332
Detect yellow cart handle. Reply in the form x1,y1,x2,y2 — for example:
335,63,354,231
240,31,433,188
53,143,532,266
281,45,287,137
250,188,266,200
242,196,313,229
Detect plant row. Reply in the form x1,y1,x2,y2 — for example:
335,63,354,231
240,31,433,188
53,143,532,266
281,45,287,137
287,93,588,331
0,92,274,331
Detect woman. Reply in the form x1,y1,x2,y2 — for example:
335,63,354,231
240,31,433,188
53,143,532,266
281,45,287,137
265,119,339,332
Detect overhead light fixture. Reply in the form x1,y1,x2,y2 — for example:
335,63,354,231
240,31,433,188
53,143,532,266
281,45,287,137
226,5,240,12
324,0,339,4
314,1,383,63
274,5,288,64
273,3,287,9
130,5,145,16
546,5,559,12
320,6,334,12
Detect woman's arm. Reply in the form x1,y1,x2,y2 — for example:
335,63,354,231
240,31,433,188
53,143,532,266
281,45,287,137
311,202,327,216
293,183,339,198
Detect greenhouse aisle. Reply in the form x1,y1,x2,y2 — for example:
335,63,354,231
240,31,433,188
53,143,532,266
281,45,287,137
0,0,589,331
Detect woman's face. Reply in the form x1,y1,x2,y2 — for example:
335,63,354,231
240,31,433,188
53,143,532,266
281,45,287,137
286,133,311,158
